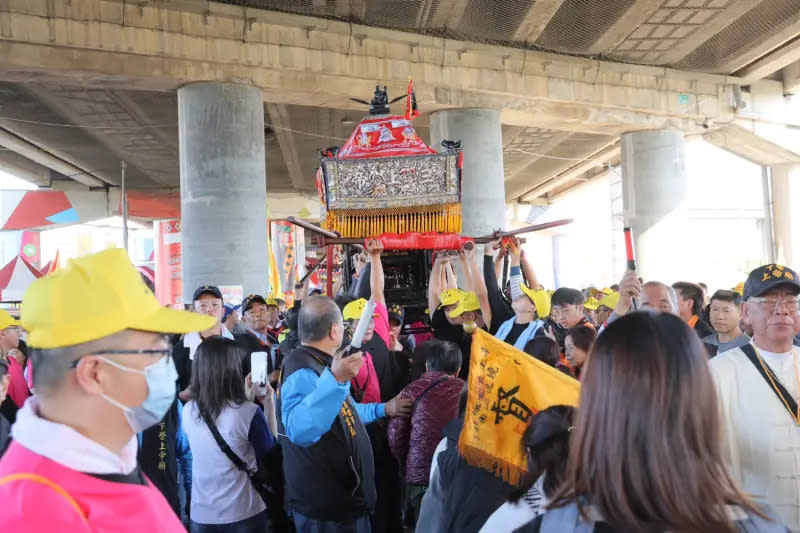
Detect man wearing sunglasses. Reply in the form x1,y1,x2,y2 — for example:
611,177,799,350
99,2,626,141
0,248,215,532
710,263,800,531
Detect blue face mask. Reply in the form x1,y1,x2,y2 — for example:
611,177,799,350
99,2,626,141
100,355,178,433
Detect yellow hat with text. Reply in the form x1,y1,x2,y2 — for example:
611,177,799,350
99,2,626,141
343,298,381,321
520,284,551,318
438,288,463,308
0,309,20,330
449,291,481,318
22,248,216,349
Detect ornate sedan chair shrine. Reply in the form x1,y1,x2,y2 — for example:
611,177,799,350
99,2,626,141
289,84,570,315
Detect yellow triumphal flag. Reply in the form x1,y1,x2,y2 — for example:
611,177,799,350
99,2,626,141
458,329,581,485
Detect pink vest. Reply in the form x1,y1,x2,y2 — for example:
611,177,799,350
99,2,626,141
0,442,185,532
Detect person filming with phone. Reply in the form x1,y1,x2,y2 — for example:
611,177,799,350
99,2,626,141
278,295,412,533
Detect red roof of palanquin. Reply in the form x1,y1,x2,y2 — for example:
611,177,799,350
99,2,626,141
336,115,436,160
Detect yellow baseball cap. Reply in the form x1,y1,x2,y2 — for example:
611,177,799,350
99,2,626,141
438,289,462,308
733,281,745,295
520,284,551,318
584,297,600,311
0,309,20,330
598,291,620,311
448,291,481,318
22,248,216,349
342,298,380,321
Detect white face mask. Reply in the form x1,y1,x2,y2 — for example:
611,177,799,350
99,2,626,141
99,356,178,433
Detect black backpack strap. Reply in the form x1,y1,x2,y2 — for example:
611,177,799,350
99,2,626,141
740,343,799,422
204,415,252,473
412,376,450,410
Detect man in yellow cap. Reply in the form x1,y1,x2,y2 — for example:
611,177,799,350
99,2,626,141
0,310,29,410
446,291,483,380
0,248,215,532
583,296,600,326
493,244,550,350
595,291,620,328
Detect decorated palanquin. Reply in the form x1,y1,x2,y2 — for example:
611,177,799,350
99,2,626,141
317,84,463,244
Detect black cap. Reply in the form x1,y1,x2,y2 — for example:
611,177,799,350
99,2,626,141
242,294,268,313
388,304,405,324
193,285,222,302
743,264,800,300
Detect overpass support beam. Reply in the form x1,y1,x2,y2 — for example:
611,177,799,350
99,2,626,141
429,108,506,238
621,130,688,282
178,82,268,302
770,164,800,268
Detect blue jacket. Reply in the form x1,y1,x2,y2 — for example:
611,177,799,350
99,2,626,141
280,366,385,446
278,345,383,521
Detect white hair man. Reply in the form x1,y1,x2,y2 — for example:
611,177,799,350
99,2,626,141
605,271,679,326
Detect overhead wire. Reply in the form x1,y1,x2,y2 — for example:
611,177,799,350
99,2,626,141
0,114,351,140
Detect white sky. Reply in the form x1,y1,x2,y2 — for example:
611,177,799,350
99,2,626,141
0,169,38,190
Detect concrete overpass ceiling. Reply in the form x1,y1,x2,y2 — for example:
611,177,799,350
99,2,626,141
501,125,615,201
0,79,379,196
224,0,800,76
0,82,181,189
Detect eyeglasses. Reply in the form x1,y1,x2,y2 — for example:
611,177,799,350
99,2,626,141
748,297,800,312
195,302,222,311
69,348,172,368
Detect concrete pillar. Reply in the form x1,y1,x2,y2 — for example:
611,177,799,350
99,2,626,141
429,108,506,238
178,82,268,302
621,130,688,282
771,164,800,267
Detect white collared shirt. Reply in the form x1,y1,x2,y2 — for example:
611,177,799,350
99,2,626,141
11,396,138,475
710,343,800,531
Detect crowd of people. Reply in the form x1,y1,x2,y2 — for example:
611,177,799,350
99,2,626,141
0,236,798,533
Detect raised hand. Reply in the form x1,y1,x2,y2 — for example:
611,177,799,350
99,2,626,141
331,348,364,384
366,238,384,257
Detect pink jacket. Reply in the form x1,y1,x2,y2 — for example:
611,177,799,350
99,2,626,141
6,355,30,408
350,302,391,404
0,442,185,532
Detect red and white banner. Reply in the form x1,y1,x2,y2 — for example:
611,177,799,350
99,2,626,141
270,221,305,298
155,219,182,307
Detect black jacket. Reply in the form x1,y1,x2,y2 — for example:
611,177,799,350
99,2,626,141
484,255,513,334
235,330,283,386
693,317,715,342
431,308,474,380
277,346,377,522
0,413,10,457
138,399,181,516
416,417,515,533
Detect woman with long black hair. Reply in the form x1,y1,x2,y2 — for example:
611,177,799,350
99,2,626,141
518,312,788,533
182,337,276,533
480,405,575,532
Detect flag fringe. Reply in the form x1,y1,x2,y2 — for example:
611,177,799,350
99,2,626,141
324,204,461,237
457,438,528,487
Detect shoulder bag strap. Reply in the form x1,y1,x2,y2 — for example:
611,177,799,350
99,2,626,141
0,473,89,526
740,344,799,421
204,415,251,474
412,376,450,410
351,358,373,402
